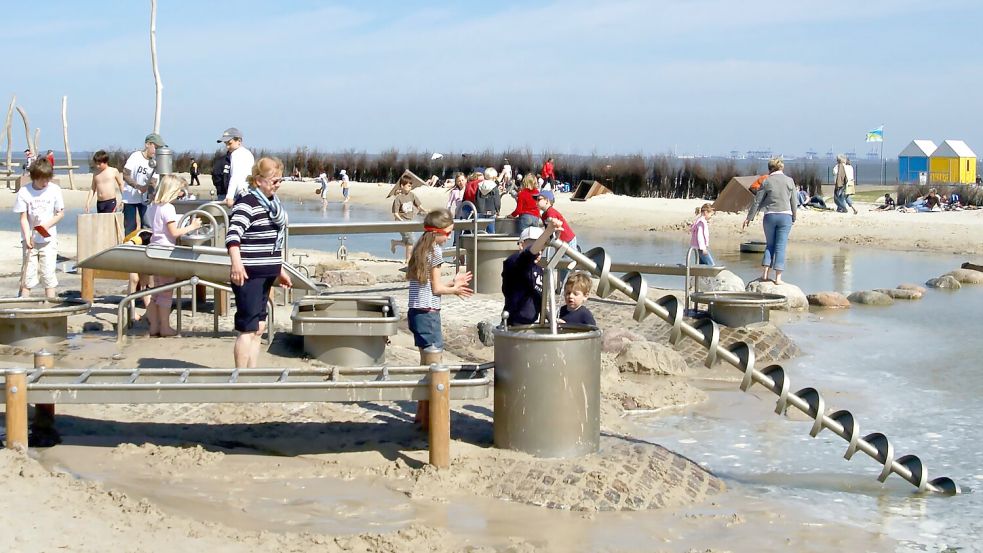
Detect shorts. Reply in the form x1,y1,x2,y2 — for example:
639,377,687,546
399,231,416,245
342,187,350,199
21,239,58,289
96,199,117,213
152,276,176,305
407,308,443,349
231,274,277,332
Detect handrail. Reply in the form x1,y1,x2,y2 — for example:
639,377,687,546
287,216,494,236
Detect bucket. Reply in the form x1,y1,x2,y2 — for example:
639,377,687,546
492,324,601,458
459,233,520,295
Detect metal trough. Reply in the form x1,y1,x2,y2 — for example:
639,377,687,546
460,233,520,294
0,298,90,348
291,295,400,366
740,240,767,253
689,291,787,327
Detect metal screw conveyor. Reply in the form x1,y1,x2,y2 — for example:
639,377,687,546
545,239,960,495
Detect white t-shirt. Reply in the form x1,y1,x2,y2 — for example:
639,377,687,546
147,202,178,247
224,146,255,203
13,183,65,245
123,150,156,204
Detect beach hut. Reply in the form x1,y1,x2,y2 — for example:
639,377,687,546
897,140,936,183
929,140,977,184
712,175,760,213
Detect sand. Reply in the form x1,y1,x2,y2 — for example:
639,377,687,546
0,174,920,552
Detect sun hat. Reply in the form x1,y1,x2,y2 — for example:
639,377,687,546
216,127,243,143
519,226,544,243
340,169,346,175
534,189,555,202
144,133,165,147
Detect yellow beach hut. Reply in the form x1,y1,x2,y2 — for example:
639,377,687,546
929,140,977,184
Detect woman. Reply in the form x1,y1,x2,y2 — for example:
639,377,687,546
742,158,796,284
833,155,857,214
225,157,293,368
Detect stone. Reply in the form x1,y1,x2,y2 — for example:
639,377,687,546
696,270,745,293
945,268,983,284
81,321,106,332
319,270,376,286
602,328,646,354
615,341,688,375
897,283,927,294
744,280,808,310
875,288,923,300
847,290,895,306
806,292,851,308
926,275,961,289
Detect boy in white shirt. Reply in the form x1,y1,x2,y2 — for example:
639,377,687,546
217,127,255,208
14,158,65,298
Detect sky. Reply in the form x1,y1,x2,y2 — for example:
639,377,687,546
2,0,982,158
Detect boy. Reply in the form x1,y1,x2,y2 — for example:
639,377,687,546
500,218,562,326
390,177,426,262
14,159,65,299
536,190,576,250
85,150,125,213
558,272,596,326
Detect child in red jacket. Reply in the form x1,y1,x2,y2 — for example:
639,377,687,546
511,174,540,235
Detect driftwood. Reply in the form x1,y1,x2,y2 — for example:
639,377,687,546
15,105,34,154
150,0,163,134
3,96,14,174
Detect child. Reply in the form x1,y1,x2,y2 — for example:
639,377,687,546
501,218,562,326
85,150,125,213
690,203,715,265
536,190,576,250
316,171,330,207
406,208,473,346
558,272,596,326
145,175,202,336
510,174,540,235
475,167,501,233
390,176,426,262
340,169,350,203
876,193,896,211
14,159,64,299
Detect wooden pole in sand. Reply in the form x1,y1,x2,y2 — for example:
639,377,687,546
4,369,28,450
150,0,163,134
2,96,12,173
33,350,56,434
61,96,74,190
417,347,442,429
428,363,450,468
15,106,34,154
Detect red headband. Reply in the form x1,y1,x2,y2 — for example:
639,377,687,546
424,226,452,236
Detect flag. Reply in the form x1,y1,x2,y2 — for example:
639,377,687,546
865,126,884,143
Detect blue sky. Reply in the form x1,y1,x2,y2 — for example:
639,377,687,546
2,0,981,157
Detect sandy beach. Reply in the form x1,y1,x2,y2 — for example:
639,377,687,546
0,173,975,552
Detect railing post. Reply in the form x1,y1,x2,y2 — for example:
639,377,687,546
417,346,442,428
33,350,56,440
4,369,28,450
428,363,450,468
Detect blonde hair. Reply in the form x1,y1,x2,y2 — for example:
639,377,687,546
695,202,714,216
246,156,284,187
564,272,592,296
768,158,784,172
521,173,538,190
407,209,454,283
153,174,188,205
483,167,498,180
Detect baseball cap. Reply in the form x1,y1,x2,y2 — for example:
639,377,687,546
144,133,165,146
216,127,243,143
535,189,555,202
519,226,544,243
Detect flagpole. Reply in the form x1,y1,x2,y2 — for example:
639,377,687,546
880,137,884,187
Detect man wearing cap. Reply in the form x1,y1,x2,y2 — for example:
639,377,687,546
217,127,255,208
122,133,164,235
500,218,563,326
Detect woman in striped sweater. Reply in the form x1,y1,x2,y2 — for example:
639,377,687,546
226,157,293,368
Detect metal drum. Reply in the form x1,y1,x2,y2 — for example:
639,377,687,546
689,291,787,327
155,146,174,176
0,298,90,348
494,216,520,237
460,233,520,295
492,324,602,458
291,295,399,366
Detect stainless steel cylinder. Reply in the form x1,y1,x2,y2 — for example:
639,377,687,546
492,324,602,458
0,298,90,349
154,146,174,175
460,233,521,295
494,217,520,237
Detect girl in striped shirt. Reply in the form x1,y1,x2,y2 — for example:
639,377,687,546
406,209,473,353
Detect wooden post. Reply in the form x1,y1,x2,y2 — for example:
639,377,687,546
61,96,74,190
4,96,14,179
4,370,28,450
428,363,450,468
15,106,33,154
416,347,442,428
215,289,229,316
33,350,55,432
81,269,95,302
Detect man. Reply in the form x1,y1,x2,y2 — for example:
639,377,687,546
217,127,255,207
211,150,230,198
122,133,164,234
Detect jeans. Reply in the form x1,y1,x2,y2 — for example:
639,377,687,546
833,188,848,212
698,250,715,265
517,213,539,236
761,213,793,271
123,202,148,236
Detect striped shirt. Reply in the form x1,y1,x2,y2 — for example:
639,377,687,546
408,244,443,310
225,193,283,277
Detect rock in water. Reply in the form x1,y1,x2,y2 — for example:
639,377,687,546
945,268,983,284
847,290,895,305
926,275,961,289
745,280,808,310
875,288,923,300
615,341,689,375
807,291,851,308
697,270,745,293
897,283,927,294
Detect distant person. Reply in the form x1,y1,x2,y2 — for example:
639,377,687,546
189,158,201,187
146,175,202,337
212,150,230,198
122,133,164,234
226,157,292,368
924,188,942,211
45,149,55,168
446,172,465,216
85,150,125,213
690,203,715,265
557,272,597,326
316,171,330,207
742,158,796,285
832,155,857,214
14,158,64,299
218,127,255,208
806,193,829,210
21,148,36,172
340,169,350,203
540,157,556,188
875,193,896,211
501,219,563,326
390,176,426,262
510,174,541,235
475,167,501,233
796,185,808,208
500,158,513,192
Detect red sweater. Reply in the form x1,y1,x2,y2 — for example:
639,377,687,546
541,161,555,179
463,178,480,204
511,188,540,218
542,206,575,242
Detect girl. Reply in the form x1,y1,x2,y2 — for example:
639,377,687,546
446,172,465,216
690,203,715,266
510,173,540,235
146,174,202,336
406,209,473,356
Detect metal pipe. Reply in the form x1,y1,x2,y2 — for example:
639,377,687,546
116,277,232,343
17,362,493,378
287,217,494,236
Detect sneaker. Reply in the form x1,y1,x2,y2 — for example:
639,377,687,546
476,321,495,347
